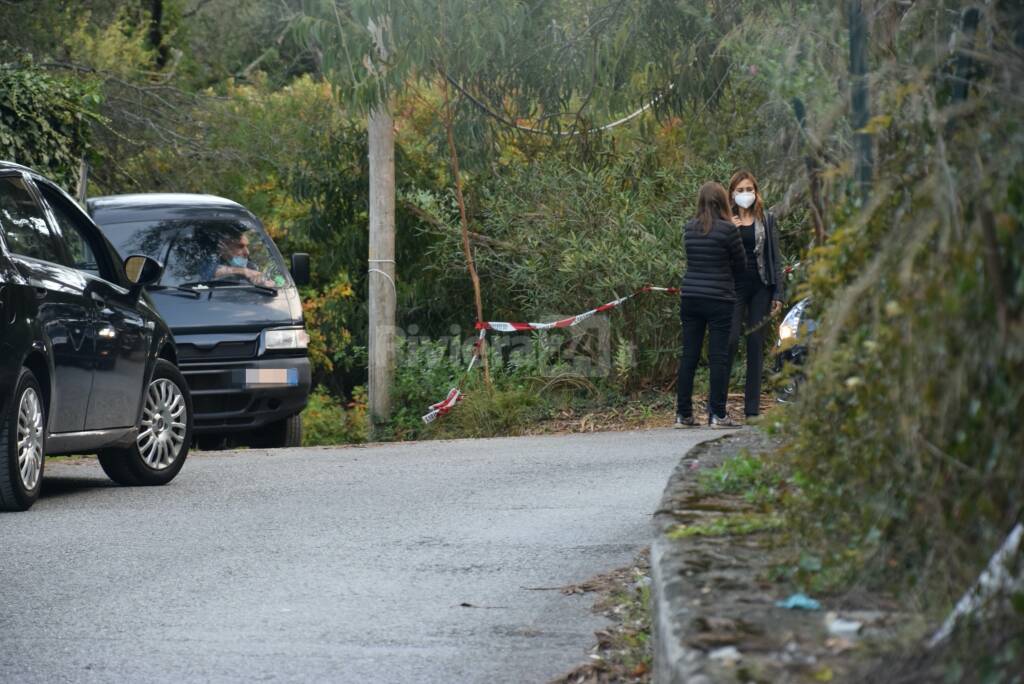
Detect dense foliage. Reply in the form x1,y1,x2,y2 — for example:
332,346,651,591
0,58,100,188
776,2,1024,607
419,152,731,387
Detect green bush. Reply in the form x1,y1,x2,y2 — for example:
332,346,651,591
301,386,367,446
387,336,476,439
414,151,796,390
0,58,101,188
432,384,547,439
387,331,602,440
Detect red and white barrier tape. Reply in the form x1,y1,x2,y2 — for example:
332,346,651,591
474,286,678,333
422,329,486,423
422,286,679,423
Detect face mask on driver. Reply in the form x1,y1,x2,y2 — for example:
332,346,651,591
229,255,248,268
734,191,756,209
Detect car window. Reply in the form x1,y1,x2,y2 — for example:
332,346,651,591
0,175,63,264
101,218,290,289
37,183,106,279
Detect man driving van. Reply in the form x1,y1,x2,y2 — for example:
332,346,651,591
208,230,275,287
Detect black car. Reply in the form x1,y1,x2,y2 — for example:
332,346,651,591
87,194,311,450
0,162,193,511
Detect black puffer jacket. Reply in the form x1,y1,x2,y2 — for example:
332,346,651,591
680,218,747,302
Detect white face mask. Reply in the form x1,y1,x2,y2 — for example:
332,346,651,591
734,191,756,209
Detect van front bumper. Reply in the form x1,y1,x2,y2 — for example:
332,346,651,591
179,355,311,434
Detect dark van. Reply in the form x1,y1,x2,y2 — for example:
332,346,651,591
88,194,311,449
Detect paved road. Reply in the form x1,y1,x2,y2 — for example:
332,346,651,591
1,428,716,683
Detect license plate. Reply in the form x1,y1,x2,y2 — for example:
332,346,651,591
242,368,299,387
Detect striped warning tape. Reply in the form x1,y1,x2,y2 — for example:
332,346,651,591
422,328,487,423
474,286,679,333
422,286,680,423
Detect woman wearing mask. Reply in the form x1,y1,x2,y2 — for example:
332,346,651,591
676,182,747,429
727,170,785,420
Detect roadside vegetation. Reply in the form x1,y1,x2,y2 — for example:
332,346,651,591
2,0,1021,675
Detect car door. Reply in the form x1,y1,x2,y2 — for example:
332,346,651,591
0,172,95,434
36,180,152,431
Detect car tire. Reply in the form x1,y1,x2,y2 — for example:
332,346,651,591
98,359,192,486
775,374,804,404
256,413,302,449
0,369,46,512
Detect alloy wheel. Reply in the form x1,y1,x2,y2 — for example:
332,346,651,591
138,378,187,469
17,387,44,491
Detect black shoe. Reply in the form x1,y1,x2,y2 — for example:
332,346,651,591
674,414,699,429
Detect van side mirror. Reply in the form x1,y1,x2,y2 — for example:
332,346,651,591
290,253,310,287
124,254,163,294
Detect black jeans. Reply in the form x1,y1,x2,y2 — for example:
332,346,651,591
676,296,733,420
728,278,772,416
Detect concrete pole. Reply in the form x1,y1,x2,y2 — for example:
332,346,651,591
367,104,396,430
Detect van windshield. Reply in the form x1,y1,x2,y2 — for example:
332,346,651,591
101,219,291,289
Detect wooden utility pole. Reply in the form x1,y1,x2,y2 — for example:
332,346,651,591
367,103,396,429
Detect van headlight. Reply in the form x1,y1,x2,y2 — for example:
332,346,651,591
779,322,798,341
263,327,309,352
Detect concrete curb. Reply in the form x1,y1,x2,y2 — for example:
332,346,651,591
650,434,732,684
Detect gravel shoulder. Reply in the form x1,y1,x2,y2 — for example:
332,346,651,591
651,429,921,683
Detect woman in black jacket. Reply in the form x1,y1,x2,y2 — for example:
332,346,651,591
726,170,785,419
676,182,747,429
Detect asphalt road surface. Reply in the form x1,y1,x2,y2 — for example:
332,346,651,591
1,428,716,683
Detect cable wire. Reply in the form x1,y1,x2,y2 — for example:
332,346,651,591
442,72,671,137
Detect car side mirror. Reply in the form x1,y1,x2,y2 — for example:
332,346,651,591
124,254,163,295
290,253,310,287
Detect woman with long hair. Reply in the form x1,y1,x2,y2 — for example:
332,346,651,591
675,182,747,428
726,170,785,419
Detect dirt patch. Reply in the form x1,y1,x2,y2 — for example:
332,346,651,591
523,393,777,436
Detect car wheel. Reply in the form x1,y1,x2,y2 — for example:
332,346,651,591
99,359,192,486
0,369,46,511
775,374,803,404
255,413,302,448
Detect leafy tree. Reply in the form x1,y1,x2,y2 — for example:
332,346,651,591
0,58,101,188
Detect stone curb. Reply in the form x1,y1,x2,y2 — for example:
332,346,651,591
650,433,733,684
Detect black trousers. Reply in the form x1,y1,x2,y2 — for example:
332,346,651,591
728,278,772,416
676,296,733,420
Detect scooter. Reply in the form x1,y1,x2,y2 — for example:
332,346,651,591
772,296,816,403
